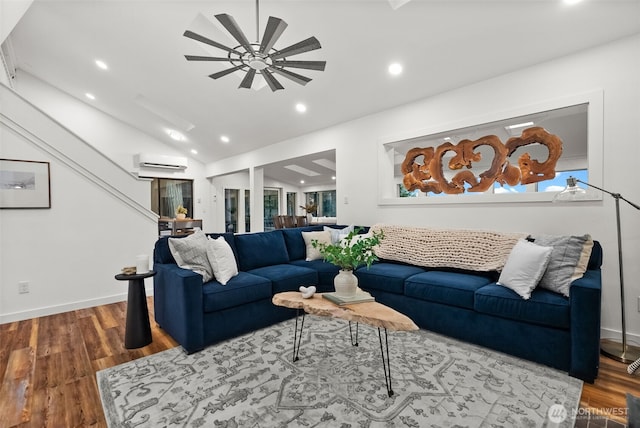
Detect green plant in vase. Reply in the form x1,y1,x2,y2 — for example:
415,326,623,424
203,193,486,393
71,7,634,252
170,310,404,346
312,228,384,297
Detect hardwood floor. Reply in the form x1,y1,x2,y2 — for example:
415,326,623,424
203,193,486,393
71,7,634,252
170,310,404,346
0,298,638,427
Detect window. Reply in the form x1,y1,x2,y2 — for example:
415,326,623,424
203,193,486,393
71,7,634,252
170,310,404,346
286,192,297,216
225,189,238,233
379,90,603,205
244,190,251,233
150,178,193,218
304,191,336,216
264,188,279,230
492,169,587,194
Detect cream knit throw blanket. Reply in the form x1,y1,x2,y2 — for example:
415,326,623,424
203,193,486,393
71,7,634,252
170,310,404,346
371,224,528,272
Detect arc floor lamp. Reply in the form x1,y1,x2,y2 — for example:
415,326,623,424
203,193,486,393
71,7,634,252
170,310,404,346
554,177,640,363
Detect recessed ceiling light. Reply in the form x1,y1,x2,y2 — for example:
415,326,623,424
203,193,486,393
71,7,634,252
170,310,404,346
331,176,336,180
95,59,108,70
505,121,535,130
563,0,583,5
388,63,403,76
220,135,230,143
295,103,307,113
166,129,186,141
85,93,96,100
300,180,305,184
190,149,198,155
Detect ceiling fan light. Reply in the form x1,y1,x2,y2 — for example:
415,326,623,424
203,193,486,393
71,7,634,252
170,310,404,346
248,57,268,70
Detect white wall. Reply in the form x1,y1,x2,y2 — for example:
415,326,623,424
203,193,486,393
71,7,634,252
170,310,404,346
0,84,157,322
14,71,214,229
210,170,306,232
207,35,640,343
0,70,215,322
0,0,32,44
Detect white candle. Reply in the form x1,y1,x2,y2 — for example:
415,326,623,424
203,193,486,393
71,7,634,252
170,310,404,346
136,254,149,274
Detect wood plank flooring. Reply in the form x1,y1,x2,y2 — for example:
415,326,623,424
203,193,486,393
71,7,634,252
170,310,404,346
0,298,638,427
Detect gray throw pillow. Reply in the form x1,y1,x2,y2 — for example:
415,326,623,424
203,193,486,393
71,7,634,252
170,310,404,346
533,234,592,297
168,230,213,282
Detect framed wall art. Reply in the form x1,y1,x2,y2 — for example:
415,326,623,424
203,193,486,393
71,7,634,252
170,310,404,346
0,159,51,209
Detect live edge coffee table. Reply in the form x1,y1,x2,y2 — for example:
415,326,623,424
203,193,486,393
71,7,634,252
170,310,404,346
272,291,418,397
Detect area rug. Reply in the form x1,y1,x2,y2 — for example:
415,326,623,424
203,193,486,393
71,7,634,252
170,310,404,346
97,317,582,427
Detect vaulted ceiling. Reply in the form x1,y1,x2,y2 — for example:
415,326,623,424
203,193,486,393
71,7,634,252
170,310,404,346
5,0,640,186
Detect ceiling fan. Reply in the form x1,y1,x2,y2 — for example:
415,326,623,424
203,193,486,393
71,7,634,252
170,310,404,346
183,0,326,91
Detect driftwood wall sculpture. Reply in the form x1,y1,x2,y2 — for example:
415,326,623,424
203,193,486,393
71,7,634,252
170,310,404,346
401,127,563,195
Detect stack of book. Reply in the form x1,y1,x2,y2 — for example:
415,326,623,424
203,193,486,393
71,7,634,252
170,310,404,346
323,289,375,306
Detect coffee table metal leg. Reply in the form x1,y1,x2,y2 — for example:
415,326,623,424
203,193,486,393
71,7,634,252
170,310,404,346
378,327,394,397
348,321,359,346
292,309,306,362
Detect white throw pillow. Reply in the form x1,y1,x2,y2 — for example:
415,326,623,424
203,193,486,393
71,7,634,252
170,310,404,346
206,236,238,285
324,225,354,244
497,239,553,300
344,231,373,247
168,230,213,282
301,230,332,261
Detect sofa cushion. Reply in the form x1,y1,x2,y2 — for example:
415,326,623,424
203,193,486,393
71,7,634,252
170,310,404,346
289,260,340,292
154,232,236,265
355,262,426,295
202,272,272,313
235,230,290,271
474,284,570,329
248,264,318,294
588,241,602,270
281,226,323,261
405,271,493,310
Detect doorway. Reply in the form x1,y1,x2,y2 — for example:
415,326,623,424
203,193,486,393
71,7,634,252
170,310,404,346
264,188,280,230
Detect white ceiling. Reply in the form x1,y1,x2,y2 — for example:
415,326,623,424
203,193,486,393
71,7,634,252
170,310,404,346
5,0,640,186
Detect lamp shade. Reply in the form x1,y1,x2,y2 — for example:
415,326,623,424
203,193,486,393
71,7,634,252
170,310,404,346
552,177,590,202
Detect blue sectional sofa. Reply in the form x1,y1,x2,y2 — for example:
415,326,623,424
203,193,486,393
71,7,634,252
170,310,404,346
153,225,602,382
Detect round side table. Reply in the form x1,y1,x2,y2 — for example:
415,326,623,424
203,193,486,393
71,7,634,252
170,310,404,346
115,270,156,349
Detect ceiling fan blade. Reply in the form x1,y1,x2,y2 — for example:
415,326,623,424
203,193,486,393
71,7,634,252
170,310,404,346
272,60,326,71
185,55,230,62
209,65,244,80
261,69,284,92
215,13,256,55
239,69,257,89
269,67,312,86
270,37,322,60
259,16,287,54
183,30,240,55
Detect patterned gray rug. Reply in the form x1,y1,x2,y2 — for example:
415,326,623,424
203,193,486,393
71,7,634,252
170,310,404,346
97,316,582,427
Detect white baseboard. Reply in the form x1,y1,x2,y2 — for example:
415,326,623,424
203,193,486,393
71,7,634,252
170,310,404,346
0,285,154,324
600,327,640,348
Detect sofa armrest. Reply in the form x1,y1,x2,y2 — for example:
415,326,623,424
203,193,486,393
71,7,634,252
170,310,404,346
153,263,205,353
569,269,602,382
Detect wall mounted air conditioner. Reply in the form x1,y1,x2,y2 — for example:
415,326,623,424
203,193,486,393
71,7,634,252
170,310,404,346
135,153,188,170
